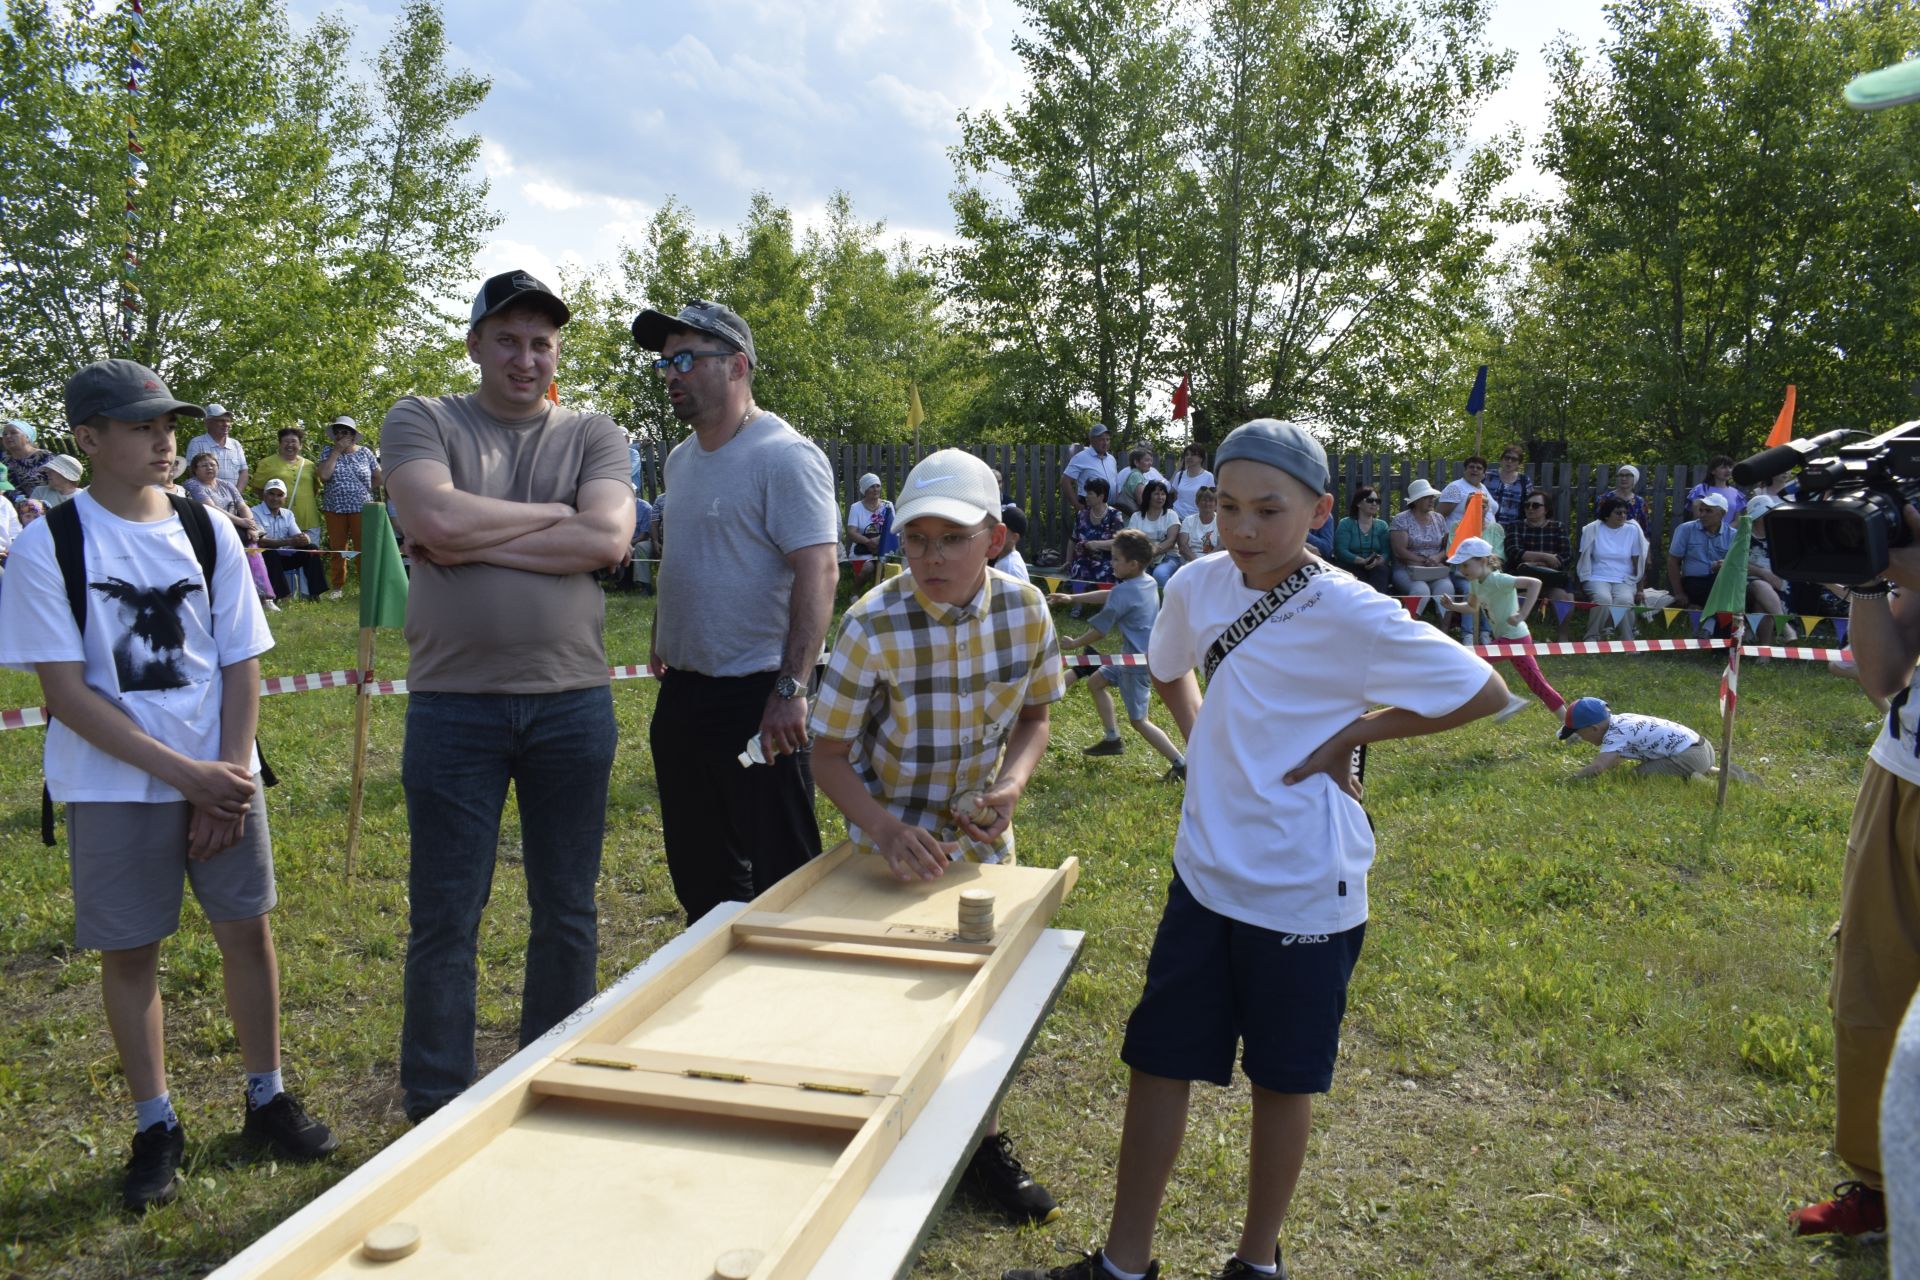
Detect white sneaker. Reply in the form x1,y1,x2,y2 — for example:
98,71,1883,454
326,590,344,601
262,599,280,612
1493,693,1531,722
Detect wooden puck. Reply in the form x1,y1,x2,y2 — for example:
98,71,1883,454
361,1221,422,1262
959,889,996,907
714,1247,765,1279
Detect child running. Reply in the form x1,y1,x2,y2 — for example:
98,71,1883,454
809,447,1069,1226
0,361,337,1212
1005,419,1506,1280
1049,528,1187,780
1438,535,1565,720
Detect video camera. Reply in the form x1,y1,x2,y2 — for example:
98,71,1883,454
1734,422,1920,582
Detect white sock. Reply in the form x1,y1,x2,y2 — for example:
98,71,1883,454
246,1068,284,1109
1103,730,1121,741
134,1091,178,1132
1235,1259,1279,1276
1099,1254,1148,1280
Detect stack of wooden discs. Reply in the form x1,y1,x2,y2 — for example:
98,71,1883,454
957,888,996,942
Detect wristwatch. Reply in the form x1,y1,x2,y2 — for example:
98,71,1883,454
774,674,803,699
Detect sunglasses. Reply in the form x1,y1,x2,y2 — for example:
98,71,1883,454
650,350,736,375
1525,501,1548,509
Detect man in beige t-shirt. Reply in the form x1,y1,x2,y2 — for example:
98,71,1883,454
382,269,635,1122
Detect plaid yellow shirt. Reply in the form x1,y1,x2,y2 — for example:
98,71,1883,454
809,567,1067,863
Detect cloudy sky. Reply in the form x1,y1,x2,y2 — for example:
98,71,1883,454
294,0,1616,291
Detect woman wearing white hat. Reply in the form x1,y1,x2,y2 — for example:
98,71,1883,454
1388,478,1458,601
1596,463,1649,534
29,453,84,508
844,472,895,586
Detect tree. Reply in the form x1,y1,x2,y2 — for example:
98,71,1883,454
944,0,1187,440
1495,0,1920,459
0,0,495,451
1172,0,1516,451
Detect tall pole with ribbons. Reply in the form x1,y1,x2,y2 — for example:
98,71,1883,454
344,503,409,878
1701,513,1753,808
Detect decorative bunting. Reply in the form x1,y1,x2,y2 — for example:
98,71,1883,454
1835,619,1849,645
1664,607,1681,626
1552,600,1573,624
1611,606,1627,627
1746,612,1765,633
1688,609,1702,632
1800,615,1822,637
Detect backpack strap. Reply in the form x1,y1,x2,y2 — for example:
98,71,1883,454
168,493,218,609
47,499,88,635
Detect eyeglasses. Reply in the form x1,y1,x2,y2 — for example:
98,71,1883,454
1525,501,1547,509
902,528,990,559
650,350,736,375
1360,496,1380,503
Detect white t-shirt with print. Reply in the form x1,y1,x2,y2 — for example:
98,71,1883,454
1127,510,1179,560
1180,512,1219,558
1439,478,1494,532
1598,713,1701,762
1148,554,1493,933
0,492,272,802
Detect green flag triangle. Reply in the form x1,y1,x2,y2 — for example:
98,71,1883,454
1701,514,1751,620
358,502,409,629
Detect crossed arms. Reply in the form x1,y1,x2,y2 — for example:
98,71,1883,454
387,460,635,574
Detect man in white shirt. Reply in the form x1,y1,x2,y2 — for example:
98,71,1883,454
185,404,248,492
1058,422,1118,515
251,479,326,601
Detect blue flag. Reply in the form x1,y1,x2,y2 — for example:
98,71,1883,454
1466,365,1488,416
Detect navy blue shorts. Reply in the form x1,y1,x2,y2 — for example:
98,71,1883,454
1120,873,1365,1094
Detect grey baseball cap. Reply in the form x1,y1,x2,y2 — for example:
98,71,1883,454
630,300,756,367
469,269,570,328
64,359,204,426
1214,418,1329,496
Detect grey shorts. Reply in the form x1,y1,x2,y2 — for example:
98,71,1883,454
67,789,276,951
1634,738,1717,778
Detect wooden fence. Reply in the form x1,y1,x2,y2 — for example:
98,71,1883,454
631,440,1721,558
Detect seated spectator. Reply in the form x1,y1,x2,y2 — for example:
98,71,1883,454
31,453,84,507
2,418,53,501
1176,485,1218,564
1504,493,1576,634
992,505,1031,583
1113,447,1166,516
845,472,895,586
1126,479,1182,588
1066,476,1123,590
1438,455,1494,534
1485,446,1532,526
1686,455,1747,516
1334,486,1392,591
1578,495,1650,640
252,479,328,601
1597,464,1649,533
1667,493,1736,617
16,497,44,525
1306,494,1336,561
1389,479,1457,602
1169,444,1213,517
1743,493,1793,645
185,451,278,611
252,427,321,544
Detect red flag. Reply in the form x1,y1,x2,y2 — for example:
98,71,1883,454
1172,374,1190,422
1764,385,1796,448
546,380,559,404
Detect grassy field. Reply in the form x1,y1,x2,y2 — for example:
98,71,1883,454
0,587,1891,1279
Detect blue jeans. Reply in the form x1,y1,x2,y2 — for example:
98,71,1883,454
399,686,617,1120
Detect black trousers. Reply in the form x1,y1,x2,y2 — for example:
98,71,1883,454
264,548,328,599
649,668,822,925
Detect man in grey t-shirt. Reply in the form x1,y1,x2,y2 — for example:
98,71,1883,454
635,300,839,923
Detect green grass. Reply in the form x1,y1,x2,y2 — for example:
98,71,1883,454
0,590,1890,1278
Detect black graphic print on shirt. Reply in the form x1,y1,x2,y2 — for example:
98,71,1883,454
90,576,203,692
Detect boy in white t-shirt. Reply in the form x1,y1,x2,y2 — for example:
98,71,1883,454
992,504,1032,583
0,361,336,1213
1007,419,1505,1280
1558,696,1724,780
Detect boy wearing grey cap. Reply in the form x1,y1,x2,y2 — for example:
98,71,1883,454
1007,419,1506,1280
0,360,336,1212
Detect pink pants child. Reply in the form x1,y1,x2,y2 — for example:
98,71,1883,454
1486,644,1565,713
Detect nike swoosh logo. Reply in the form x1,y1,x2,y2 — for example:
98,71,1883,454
915,477,945,488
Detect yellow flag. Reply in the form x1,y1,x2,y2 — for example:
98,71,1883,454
906,383,925,435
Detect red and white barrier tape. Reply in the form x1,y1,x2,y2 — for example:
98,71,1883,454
259,669,363,696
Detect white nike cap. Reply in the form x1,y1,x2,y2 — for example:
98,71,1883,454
894,448,1002,528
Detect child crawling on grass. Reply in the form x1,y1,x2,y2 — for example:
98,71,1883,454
1558,695,1752,782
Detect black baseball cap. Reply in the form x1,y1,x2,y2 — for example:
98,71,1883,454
631,300,756,367
64,359,203,426
1000,505,1028,537
469,269,570,329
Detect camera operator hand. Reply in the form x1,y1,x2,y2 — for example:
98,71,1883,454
1847,504,1920,703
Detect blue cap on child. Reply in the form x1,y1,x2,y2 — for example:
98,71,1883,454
1558,696,1610,740
1214,418,1328,496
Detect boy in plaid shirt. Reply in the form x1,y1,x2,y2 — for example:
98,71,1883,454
810,447,1068,1224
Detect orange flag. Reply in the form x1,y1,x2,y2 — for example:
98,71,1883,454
1765,385,1796,447
1447,492,1486,556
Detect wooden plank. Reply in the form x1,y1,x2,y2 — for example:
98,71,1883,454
529,1062,879,1130
733,912,997,956
554,1044,897,1097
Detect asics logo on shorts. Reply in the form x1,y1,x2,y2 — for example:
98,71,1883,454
1279,933,1330,946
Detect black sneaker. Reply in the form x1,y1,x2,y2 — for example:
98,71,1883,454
122,1121,183,1212
241,1091,339,1161
1162,761,1186,782
1210,1249,1288,1279
963,1131,1061,1225
1083,737,1125,757
1004,1247,1160,1280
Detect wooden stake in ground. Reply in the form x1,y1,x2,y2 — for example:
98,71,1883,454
1716,621,1743,810
343,502,411,879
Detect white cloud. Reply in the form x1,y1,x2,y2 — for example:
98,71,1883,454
522,179,587,211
